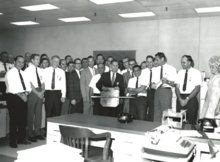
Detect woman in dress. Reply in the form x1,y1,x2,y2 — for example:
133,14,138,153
201,56,220,118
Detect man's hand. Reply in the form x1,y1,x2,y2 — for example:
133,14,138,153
89,100,94,106
114,86,119,90
42,97,45,102
37,92,44,99
102,87,109,92
162,77,168,84
71,100,76,105
179,98,185,107
21,94,28,102
151,83,156,89
61,97,65,103
183,98,189,106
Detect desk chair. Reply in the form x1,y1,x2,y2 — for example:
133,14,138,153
59,125,113,162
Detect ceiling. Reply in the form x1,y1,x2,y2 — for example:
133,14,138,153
1,0,220,29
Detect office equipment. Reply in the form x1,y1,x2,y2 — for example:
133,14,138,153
162,109,187,128
59,125,113,162
118,113,134,123
198,118,217,132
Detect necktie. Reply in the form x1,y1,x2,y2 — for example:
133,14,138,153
19,70,26,90
160,66,163,79
135,77,139,97
3,63,7,71
51,69,55,89
111,72,115,86
182,70,188,91
150,70,152,89
36,67,41,88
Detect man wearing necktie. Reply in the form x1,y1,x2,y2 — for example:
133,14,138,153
68,59,83,114
175,55,201,124
25,54,45,142
5,55,31,148
127,65,149,120
123,59,136,113
80,56,98,114
96,60,125,117
151,52,177,122
142,55,155,121
43,55,66,127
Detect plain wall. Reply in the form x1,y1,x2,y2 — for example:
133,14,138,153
1,16,220,76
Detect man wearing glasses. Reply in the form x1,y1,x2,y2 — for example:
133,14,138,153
121,57,130,75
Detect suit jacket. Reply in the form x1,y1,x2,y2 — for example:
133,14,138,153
96,71,125,96
80,67,98,102
68,70,82,103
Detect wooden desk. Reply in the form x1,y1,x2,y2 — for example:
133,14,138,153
47,113,160,162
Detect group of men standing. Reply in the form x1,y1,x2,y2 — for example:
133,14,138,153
0,51,202,149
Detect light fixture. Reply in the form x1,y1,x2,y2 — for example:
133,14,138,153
195,7,220,13
119,12,156,18
0,13,3,15
58,17,91,22
89,0,134,5
10,21,39,26
20,4,59,11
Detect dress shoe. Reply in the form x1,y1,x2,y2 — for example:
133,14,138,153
35,135,45,140
9,143,18,148
17,140,31,145
28,137,37,142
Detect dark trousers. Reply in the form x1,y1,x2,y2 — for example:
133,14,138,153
130,97,147,121
102,104,123,118
44,90,62,118
154,88,172,122
92,94,103,116
60,98,71,115
70,99,83,114
27,88,43,137
6,93,27,144
176,94,199,125
146,89,155,122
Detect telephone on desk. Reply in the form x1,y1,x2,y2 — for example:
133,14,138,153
198,118,217,132
118,113,134,123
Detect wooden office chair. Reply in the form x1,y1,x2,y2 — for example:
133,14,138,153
59,125,113,162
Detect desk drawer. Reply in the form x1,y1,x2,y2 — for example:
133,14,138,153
47,135,61,144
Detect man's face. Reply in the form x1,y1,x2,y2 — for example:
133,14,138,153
111,61,119,73
8,54,14,64
122,58,129,69
82,59,88,68
146,58,154,69
75,60,82,70
51,57,60,68
129,61,136,71
88,58,94,68
68,63,75,72
15,57,24,70
133,67,141,78
97,56,104,64
155,56,163,66
181,57,190,69
60,60,67,71
32,56,40,67
25,53,31,63
42,60,49,69
98,64,105,74
107,58,113,67
66,56,72,64
1,53,9,63
141,62,147,69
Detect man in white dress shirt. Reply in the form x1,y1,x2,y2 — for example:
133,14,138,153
8,53,14,64
25,54,45,142
175,55,201,124
94,54,109,72
89,63,105,116
128,65,149,120
5,55,31,148
152,52,177,122
43,55,66,119
0,51,13,71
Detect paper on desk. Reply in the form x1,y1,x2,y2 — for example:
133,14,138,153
16,143,84,162
180,130,202,137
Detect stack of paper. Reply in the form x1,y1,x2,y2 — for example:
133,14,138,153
15,143,84,162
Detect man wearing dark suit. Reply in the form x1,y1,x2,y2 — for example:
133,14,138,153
69,59,83,113
96,60,125,117
123,59,136,113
